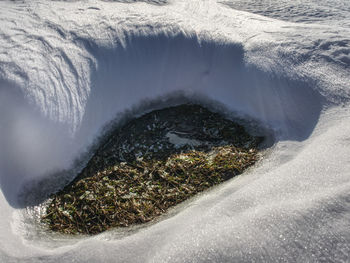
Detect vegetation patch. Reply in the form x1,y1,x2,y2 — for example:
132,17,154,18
42,104,264,235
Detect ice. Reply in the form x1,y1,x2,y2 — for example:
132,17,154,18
0,0,349,262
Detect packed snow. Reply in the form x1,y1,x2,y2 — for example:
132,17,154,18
0,0,349,262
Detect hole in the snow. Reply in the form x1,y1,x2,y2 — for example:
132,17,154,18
41,104,267,235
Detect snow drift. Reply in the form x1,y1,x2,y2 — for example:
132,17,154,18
0,0,349,262
0,32,324,206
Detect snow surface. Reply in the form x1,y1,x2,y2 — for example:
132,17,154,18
0,0,349,262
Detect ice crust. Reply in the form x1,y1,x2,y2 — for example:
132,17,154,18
0,0,349,262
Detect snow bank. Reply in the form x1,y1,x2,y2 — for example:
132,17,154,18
0,0,349,262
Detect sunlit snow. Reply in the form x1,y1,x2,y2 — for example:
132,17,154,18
0,0,349,262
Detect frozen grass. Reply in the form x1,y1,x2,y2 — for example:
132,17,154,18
42,104,263,235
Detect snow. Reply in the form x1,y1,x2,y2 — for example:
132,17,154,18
166,132,201,148
0,0,349,262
